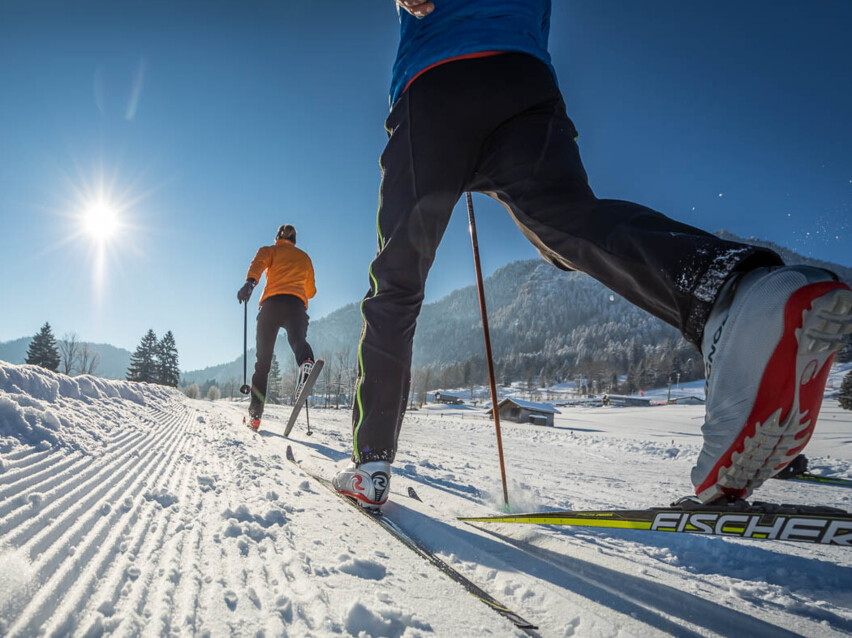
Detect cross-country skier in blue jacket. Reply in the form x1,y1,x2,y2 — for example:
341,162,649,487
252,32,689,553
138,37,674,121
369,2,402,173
332,0,852,510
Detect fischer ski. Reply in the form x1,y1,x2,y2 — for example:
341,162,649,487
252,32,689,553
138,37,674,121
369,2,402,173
284,359,324,437
285,446,537,633
459,501,852,546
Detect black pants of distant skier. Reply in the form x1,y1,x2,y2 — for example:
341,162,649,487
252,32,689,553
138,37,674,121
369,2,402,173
251,294,314,416
351,53,783,463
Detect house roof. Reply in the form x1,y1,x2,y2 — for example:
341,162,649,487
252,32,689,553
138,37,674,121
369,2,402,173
606,394,652,402
487,398,561,415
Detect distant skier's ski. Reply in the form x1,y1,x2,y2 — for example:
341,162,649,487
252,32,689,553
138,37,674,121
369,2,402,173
285,446,537,633
773,473,852,489
769,454,852,489
460,502,852,546
283,359,324,437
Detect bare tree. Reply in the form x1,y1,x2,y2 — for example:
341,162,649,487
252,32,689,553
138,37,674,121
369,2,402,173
419,368,431,408
184,383,201,399
335,345,355,408
321,352,334,408
78,344,100,375
59,332,81,375
281,367,298,405
207,386,221,401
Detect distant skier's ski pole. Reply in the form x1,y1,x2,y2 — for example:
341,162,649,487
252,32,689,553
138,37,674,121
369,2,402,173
305,397,313,436
466,192,509,510
240,301,250,395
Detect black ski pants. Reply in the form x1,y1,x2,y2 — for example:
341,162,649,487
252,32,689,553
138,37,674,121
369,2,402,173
251,294,314,412
352,53,782,463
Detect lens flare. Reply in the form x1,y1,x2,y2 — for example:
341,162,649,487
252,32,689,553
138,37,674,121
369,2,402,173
82,200,120,242
40,159,156,303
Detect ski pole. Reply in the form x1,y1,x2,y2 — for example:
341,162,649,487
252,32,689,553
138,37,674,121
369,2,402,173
305,400,313,437
240,301,250,395
466,192,509,510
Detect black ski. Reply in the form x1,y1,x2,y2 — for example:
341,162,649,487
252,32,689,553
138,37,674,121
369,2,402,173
459,500,852,546
284,359,324,437
285,446,537,633
775,473,852,489
770,455,852,489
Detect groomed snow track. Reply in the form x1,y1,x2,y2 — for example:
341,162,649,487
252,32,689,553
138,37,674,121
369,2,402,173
0,364,516,636
1,398,195,635
0,392,359,637
2,361,852,637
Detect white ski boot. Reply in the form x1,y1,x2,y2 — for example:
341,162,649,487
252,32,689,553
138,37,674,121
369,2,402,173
333,461,391,511
693,265,852,502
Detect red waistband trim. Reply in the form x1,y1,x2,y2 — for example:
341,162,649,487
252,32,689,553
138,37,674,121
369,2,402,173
403,51,506,96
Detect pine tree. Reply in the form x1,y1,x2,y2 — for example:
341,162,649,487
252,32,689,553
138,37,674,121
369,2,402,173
839,370,852,411
267,354,282,404
25,323,61,371
156,331,181,387
127,330,159,383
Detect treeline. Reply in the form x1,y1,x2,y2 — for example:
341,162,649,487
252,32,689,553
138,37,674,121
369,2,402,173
24,323,101,376
405,334,704,403
837,341,852,411
183,347,358,408
125,329,181,387
188,333,852,410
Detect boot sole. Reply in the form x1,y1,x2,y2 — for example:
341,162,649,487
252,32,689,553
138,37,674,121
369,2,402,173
697,282,852,501
336,488,386,511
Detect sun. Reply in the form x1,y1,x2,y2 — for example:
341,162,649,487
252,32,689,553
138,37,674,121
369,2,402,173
82,200,120,242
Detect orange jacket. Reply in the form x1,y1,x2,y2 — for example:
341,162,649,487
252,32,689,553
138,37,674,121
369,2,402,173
246,239,316,308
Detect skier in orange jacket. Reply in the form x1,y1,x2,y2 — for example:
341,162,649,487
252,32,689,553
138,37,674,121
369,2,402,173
238,224,316,428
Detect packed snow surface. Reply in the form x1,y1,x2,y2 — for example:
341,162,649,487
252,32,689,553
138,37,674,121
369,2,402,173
1,361,851,637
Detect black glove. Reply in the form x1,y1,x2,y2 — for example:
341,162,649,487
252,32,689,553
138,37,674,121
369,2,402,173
237,279,256,303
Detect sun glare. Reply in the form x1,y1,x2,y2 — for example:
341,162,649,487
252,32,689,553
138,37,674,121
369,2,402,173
83,201,120,242
46,161,153,297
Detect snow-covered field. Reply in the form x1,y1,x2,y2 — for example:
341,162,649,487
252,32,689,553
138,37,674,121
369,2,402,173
1,361,851,637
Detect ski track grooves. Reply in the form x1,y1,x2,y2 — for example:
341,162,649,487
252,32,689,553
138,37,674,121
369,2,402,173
0,428,143,526
1,403,196,637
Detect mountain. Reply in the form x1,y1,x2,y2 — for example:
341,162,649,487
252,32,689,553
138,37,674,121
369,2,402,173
715,231,852,283
0,339,133,380
183,230,851,386
0,337,31,366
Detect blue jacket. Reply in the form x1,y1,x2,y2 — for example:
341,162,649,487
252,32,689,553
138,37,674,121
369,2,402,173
390,0,555,105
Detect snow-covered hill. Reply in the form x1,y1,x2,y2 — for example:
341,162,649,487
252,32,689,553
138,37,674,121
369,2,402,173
1,361,851,636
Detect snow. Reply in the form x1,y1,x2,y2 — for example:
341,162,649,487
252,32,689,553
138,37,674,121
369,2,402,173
1,361,851,636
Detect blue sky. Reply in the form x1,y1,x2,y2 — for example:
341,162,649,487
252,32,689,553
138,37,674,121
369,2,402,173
0,0,850,371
